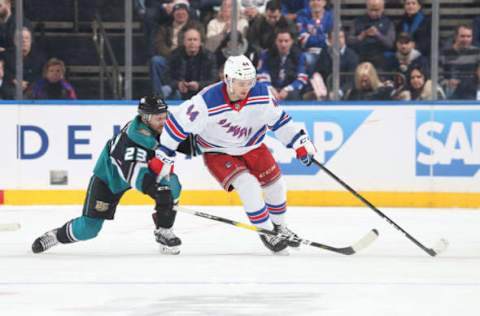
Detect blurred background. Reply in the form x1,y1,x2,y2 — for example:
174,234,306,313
2,0,479,102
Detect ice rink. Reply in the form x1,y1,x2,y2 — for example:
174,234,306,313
1,205,479,316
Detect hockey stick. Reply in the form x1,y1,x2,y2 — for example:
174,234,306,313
311,158,449,257
176,206,378,255
0,223,21,232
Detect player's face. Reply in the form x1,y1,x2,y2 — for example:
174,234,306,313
148,112,168,134
230,78,255,100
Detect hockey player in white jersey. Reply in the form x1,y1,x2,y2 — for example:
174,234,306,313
149,55,317,253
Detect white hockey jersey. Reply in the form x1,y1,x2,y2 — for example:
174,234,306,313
160,81,302,156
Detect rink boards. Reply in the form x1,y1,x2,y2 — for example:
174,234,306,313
1,101,479,207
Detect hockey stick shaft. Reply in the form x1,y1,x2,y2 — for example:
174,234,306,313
176,206,377,255
312,158,443,257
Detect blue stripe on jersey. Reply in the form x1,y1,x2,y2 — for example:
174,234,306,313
286,130,304,148
196,136,224,149
246,101,269,107
165,124,184,143
168,114,187,136
246,126,267,146
201,82,227,110
209,108,232,116
270,112,292,131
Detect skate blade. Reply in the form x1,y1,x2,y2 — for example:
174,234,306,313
159,245,180,255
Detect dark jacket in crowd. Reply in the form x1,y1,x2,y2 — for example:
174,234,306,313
452,76,480,100
315,46,359,90
4,45,47,85
350,15,395,68
30,79,77,100
247,15,297,53
167,46,217,99
396,11,431,57
345,85,395,101
0,79,15,99
0,15,32,59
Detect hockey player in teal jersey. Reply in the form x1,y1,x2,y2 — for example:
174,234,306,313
32,96,187,255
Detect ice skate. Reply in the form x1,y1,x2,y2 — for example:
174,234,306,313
32,229,59,254
259,234,289,254
274,224,301,248
154,227,181,255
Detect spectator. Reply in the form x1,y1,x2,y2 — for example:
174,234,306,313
440,24,480,98
150,1,200,97
139,0,197,57
385,32,428,76
406,64,445,100
257,29,308,100
29,58,77,100
0,0,32,59
4,27,46,96
247,0,297,54
452,63,480,100
205,0,249,52
296,0,333,73
167,25,217,99
137,0,173,57
349,0,395,70
190,0,222,25
396,0,431,58
345,62,395,100
0,59,13,99
215,31,257,72
308,29,359,99
241,0,266,22
281,0,309,21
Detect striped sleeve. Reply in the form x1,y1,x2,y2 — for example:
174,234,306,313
263,88,303,147
160,96,209,151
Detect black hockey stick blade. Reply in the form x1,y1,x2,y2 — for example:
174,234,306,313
175,206,378,255
311,157,449,257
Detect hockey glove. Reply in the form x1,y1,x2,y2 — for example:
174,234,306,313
292,132,316,166
148,145,176,180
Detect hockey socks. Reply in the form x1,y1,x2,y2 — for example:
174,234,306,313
232,173,271,229
57,216,104,243
263,178,287,225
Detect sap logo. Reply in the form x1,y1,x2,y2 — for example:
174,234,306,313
416,110,480,177
267,110,372,175
17,125,121,160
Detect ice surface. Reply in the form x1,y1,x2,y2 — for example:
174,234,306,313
1,205,479,316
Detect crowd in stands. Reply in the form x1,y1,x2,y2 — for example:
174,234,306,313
133,0,480,101
2,0,480,101
0,0,77,100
